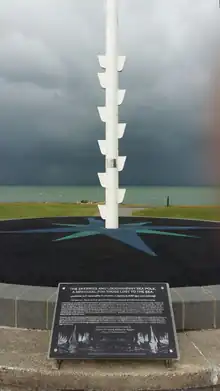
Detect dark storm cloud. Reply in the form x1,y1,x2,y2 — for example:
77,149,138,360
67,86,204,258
0,0,219,185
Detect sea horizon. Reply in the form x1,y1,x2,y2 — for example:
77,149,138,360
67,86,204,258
0,185,219,206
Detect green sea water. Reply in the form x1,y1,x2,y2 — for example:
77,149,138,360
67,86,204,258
0,186,218,206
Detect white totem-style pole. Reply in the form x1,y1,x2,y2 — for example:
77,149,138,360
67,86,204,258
97,0,126,229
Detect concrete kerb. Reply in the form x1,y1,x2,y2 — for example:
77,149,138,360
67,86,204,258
0,282,220,331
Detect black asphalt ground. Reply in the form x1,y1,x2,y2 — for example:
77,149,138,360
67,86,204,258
0,216,220,288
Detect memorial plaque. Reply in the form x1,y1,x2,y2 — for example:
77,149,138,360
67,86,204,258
48,282,179,360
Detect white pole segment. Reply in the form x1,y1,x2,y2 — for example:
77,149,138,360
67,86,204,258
97,0,126,228
105,0,118,228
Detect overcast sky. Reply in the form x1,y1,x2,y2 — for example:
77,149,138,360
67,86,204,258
0,0,219,186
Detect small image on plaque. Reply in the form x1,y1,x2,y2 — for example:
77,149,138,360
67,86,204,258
55,325,92,354
135,327,170,354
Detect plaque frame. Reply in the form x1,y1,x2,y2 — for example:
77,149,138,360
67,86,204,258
48,282,180,366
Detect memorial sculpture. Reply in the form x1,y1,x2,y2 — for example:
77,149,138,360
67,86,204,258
97,0,126,228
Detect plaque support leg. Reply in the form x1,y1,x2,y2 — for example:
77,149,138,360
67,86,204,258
164,359,173,368
56,359,63,370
